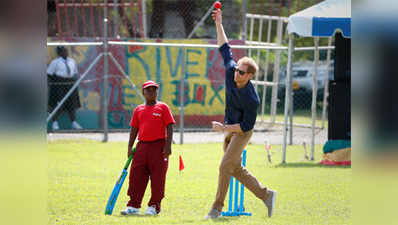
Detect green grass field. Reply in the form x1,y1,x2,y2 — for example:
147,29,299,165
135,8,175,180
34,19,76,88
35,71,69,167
257,110,328,128
48,140,351,225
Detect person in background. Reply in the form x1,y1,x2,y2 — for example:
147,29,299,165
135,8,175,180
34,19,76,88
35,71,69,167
47,46,82,130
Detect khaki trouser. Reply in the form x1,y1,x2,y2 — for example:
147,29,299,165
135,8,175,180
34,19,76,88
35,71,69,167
212,130,268,211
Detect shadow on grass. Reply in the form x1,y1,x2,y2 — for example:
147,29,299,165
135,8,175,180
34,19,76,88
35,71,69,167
160,219,197,224
113,215,197,224
202,217,241,223
112,215,143,218
112,214,236,224
163,217,240,224
274,162,351,169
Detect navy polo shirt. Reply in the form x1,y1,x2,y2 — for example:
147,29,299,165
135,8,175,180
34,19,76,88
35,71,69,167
219,43,260,132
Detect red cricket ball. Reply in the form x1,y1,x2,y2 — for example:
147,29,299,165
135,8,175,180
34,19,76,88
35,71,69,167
214,1,222,9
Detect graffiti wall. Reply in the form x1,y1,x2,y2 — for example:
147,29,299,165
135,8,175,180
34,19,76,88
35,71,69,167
47,38,245,130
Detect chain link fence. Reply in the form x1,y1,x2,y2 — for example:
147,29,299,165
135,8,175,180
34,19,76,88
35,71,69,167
48,0,322,39
48,0,243,39
47,42,238,132
48,0,145,38
47,42,329,152
47,0,331,162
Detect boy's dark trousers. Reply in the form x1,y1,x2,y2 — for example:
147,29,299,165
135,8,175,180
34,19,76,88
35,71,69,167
127,139,168,213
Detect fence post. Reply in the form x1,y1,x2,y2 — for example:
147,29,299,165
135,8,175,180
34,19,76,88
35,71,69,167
311,37,320,160
261,19,272,122
103,0,109,142
113,0,118,37
242,0,247,42
248,16,254,56
282,35,294,164
55,0,63,38
289,66,294,145
322,37,333,128
179,47,185,144
254,18,263,91
141,0,147,38
270,19,283,123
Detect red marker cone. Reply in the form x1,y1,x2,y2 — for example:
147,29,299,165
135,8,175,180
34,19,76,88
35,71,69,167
179,155,185,171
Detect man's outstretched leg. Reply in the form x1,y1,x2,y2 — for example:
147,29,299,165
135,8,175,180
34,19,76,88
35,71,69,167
206,131,276,218
206,131,251,218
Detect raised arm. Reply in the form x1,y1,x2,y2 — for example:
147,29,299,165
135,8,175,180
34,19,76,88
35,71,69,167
212,9,228,47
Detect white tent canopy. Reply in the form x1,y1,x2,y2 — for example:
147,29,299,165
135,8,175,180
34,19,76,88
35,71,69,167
287,0,351,38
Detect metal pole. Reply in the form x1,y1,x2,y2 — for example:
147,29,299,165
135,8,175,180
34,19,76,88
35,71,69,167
103,0,109,142
108,53,145,102
254,18,263,91
282,35,294,163
289,67,293,145
261,19,272,122
242,0,247,42
311,37,320,160
180,47,185,144
261,53,268,122
108,41,288,50
248,16,254,56
47,54,104,123
113,0,117,37
141,0,147,38
270,19,283,123
322,37,332,128
289,27,294,144
187,4,214,39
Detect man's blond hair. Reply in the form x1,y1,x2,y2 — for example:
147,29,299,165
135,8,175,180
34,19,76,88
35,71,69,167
237,56,258,75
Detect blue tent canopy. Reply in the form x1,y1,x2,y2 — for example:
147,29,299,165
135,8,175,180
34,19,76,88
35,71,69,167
287,0,351,38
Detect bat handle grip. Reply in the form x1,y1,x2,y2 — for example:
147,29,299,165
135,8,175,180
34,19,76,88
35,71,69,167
124,147,136,169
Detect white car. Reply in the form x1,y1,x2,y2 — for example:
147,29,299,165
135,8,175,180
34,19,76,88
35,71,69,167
278,61,334,108
279,61,334,92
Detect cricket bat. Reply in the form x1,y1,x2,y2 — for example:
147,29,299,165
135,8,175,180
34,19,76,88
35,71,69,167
105,147,136,215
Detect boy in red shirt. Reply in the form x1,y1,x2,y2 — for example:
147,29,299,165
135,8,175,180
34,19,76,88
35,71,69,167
121,80,175,216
